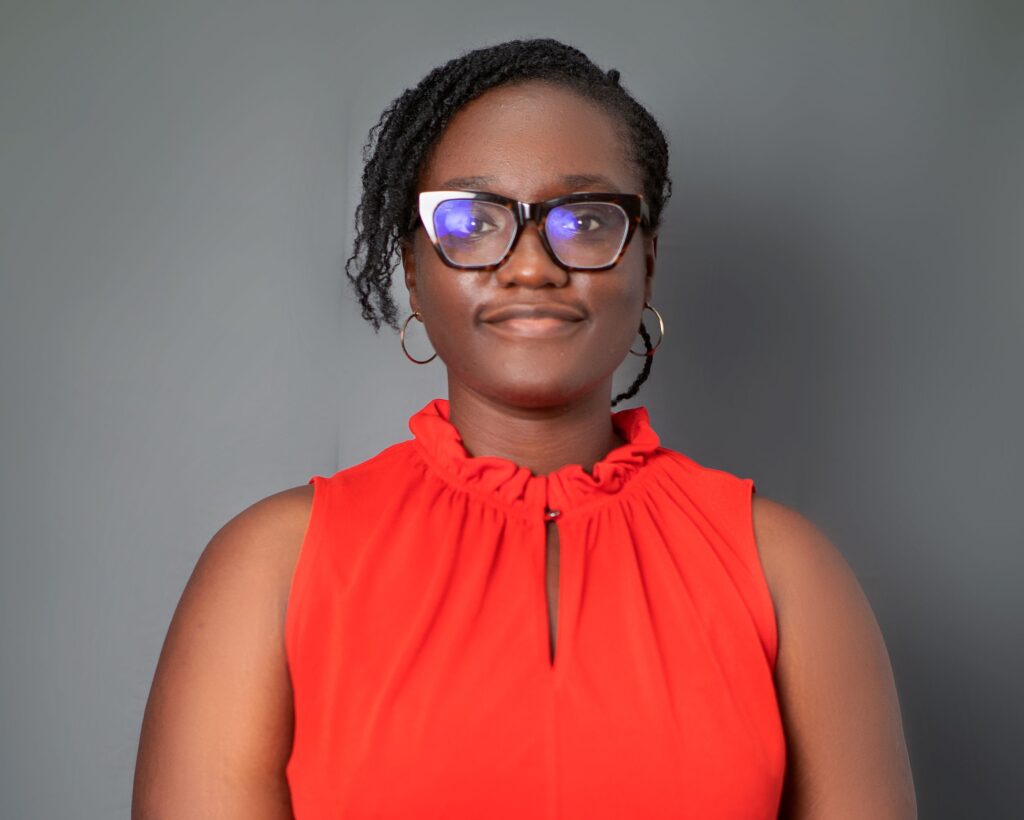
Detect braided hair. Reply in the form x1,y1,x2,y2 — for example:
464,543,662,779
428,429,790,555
347,37,672,404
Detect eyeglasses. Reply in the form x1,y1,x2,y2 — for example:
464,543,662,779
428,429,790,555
413,190,650,272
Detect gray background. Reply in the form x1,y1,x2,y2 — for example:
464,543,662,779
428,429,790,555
1,1,1021,817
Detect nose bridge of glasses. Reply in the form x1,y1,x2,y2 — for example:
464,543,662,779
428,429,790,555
493,202,563,278
511,206,554,255
518,201,539,225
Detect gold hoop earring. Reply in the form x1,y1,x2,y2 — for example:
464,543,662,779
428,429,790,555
400,312,437,364
629,302,665,357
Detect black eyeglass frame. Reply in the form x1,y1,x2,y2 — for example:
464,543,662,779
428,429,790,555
411,190,651,272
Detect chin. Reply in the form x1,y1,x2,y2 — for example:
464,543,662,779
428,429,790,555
467,370,602,410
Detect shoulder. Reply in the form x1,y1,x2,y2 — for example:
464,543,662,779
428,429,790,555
197,483,314,619
210,482,315,562
749,495,894,665
133,483,314,815
749,496,917,818
750,495,850,608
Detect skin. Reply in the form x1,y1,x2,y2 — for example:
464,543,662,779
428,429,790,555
403,84,656,475
133,81,917,818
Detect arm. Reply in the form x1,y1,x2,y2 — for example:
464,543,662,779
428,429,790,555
132,485,313,819
752,497,917,819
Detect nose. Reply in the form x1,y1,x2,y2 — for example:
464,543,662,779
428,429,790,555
493,223,570,288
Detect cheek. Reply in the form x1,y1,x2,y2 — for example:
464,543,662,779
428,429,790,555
413,262,483,360
603,296,646,364
585,268,648,356
411,240,457,316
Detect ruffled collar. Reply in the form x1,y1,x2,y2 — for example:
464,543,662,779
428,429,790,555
408,398,662,518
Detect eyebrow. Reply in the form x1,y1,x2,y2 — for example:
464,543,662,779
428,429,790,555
437,175,496,189
436,173,625,192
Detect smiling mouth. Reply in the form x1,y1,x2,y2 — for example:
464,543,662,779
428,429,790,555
479,304,586,338
485,315,589,337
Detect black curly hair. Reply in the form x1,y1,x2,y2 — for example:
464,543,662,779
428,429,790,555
346,37,672,405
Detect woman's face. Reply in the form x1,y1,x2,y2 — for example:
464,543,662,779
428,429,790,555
402,81,657,409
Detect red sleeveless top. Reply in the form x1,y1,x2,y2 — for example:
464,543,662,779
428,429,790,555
285,399,785,818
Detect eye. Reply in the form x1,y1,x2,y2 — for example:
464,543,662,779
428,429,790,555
436,200,500,240
547,205,616,241
571,212,606,232
551,211,601,235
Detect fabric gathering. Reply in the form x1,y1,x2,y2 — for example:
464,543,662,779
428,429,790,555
285,398,786,819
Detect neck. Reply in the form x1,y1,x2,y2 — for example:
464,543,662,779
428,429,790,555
447,380,627,476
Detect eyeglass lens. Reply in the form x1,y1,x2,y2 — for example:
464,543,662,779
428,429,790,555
432,198,630,269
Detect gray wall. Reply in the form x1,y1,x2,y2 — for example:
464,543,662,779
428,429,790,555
1,1,1021,817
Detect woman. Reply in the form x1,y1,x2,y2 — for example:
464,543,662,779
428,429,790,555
133,39,916,818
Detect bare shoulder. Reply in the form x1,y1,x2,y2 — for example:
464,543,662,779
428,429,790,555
133,483,314,819
194,483,315,618
750,496,918,820
751,496,851,606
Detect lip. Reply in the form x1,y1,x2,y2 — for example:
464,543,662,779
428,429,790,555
478,302,587,339
479,303,587,324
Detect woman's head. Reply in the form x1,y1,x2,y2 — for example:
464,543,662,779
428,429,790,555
347,38,672,408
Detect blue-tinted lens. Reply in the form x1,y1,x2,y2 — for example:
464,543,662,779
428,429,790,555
435,199,486,240
432,199,515,266
546,202,629,267
546,206,579,242
547,204,623,240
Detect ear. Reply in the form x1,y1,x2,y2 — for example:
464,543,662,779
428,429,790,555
643,232,658,304
401,238,421,315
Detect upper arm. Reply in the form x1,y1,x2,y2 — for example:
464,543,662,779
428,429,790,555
752,496,917,820
133,484,314,819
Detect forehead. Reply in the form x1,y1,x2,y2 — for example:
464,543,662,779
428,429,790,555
418,82,639,199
